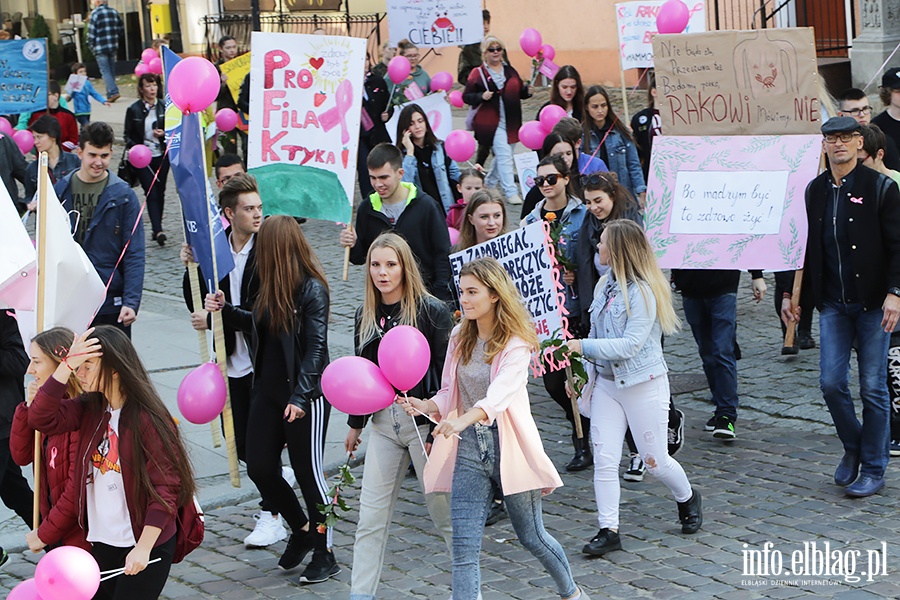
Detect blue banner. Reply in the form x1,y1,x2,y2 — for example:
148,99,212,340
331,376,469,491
0,39,48,114
163,47,234,286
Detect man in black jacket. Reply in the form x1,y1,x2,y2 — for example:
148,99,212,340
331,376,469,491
339,143,452,302
782,116,900,498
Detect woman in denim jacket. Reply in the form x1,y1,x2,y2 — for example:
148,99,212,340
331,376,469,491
569,220,701,557
581,85,647,206
398,103,461,213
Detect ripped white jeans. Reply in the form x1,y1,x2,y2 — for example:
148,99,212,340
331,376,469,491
590,375,693,529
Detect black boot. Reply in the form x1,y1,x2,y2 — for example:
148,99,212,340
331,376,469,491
566,432,593,472
677,489,702,534
582,528,622,556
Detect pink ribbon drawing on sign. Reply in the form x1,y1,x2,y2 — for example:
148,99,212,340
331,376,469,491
319,79,353,144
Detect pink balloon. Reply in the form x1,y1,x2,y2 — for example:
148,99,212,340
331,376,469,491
539,104,567,132
378,325,430,392
657,0,690,34
8,579,42,600
215,108,238,132
148,57,163,75
539,44,556,61
519,28,543,57
387,56,411,84
518,120,548,151
445,130,476,163
431,71,453,92
134,63,150,77
141,47,158,65
322,357,396,415
0,116,13,137
448,89,464,108
177,362,227,424
128,144,152,169
448,227,460,245
167,56,220,115
13,129,34,154
35,546,100,600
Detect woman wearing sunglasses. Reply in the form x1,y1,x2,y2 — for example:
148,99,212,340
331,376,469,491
521,155,591,472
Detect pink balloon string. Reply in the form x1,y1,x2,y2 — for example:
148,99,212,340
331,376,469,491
319,79,353,145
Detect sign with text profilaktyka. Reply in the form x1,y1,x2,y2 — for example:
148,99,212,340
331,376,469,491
645,135,821,271
615,1,706,70
247,32,365,223
387,0,483,48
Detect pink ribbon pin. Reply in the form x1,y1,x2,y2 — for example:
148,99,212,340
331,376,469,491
319,79,353,145
49,446,57,469
850,196,863,204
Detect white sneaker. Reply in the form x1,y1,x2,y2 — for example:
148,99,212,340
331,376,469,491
506,194,523,205
282,466,297,488
244,511,288,547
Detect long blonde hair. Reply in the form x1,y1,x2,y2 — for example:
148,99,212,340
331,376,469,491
456,257,539,364
456,189,508,250
603,220,680,335
358,232,435,345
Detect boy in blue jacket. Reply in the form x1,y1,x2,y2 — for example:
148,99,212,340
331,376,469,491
65,63,110,126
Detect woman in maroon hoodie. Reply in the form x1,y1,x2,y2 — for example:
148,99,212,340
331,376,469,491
11,327,90,552
28,325,196,600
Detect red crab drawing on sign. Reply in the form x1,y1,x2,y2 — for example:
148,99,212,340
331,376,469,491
432,12,456,34
754,64,778,89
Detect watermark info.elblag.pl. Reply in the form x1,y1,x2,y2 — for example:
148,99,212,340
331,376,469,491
741,541,888,586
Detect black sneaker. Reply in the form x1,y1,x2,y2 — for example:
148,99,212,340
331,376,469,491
677,489,702,534
582,528,622,556
704,416,716,432
891,439,900,457
278,532,314,571
712,415,736,440
485,500,507,526
298,549,341,584
797,332,816,350
623,454,645,482
668,408,685,456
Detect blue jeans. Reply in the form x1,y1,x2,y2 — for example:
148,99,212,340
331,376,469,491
819,302,891,477
682,293,739,419
484,126,517,199
95,51,119,98
451,425,576,600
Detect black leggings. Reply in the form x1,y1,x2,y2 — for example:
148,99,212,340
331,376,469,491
92,534,175,600
245,393,331,549
136,153,169,236
227,374,277,515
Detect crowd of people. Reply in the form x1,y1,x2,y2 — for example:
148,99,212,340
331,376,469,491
2,6,900,599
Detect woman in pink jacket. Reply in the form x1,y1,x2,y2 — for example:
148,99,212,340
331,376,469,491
400,258,589,600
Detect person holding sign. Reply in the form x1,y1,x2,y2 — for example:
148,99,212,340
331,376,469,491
568,220,701,557
344,233,454,600
782,117,900,498
522,155,590,472
397,103,462,213
399,257,589,600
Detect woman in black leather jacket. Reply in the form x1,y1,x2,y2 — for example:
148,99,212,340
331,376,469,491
206,215,338,584
124,74,169,246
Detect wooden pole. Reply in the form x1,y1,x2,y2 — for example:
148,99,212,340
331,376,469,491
783,269,804,349
188,265,222,448
33,153,50,529
342,223,353,281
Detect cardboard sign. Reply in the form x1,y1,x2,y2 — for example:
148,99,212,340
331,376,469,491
247,32,366,223
385,92,452,144
652,28,821,135
644,135,821,270
0,39,48,114
514,151,539,199
615,1,707,70
387,0,483,48
220,52,251,105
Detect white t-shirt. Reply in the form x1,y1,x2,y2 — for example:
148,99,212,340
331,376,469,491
226,232,254,378
86,408,137,547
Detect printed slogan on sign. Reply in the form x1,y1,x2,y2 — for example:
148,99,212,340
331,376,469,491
387,0,483,48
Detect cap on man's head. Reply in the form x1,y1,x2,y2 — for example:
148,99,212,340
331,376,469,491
881,67,900,89
821,116,861,135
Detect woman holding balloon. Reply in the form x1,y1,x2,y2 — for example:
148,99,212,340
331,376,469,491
397,103,462,213
28,325,196,599
400,257,589,600
343,232,454,600
388,40,431,107
536,65,584,122
124,73,169,246
206,215,338,584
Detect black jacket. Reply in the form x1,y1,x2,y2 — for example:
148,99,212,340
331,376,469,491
350,184,453,302
222,276,330,414
124,99,166,151
182,229,259,358
794,164,900,311
671,269,764,298
0,311,28,440
347,296,452,429
0,134,28,211
361,72,391,146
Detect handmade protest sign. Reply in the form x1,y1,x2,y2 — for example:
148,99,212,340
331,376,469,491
220,52,251,105
247,32,365,223
652,28,820,135
644,135,821,270
616,1,706,70
0,39,48,114
514,152,539,199
387,0,483,48
385,92,452,144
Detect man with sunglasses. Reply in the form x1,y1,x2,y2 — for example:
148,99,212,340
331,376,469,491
781,116,900,498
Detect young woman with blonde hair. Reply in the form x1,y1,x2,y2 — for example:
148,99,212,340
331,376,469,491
401,257,589,600
345,232,453,600
454,189,508,250
568,220,701,557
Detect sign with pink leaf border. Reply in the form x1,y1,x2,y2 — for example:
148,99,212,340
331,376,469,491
645,135,821,270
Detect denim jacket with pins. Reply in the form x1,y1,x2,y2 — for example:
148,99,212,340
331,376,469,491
580,276,667,392
582,127,647,198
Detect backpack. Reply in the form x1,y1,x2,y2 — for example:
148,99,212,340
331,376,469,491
173,495,204,563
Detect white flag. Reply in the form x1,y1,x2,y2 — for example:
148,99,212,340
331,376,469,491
0,184,37,311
